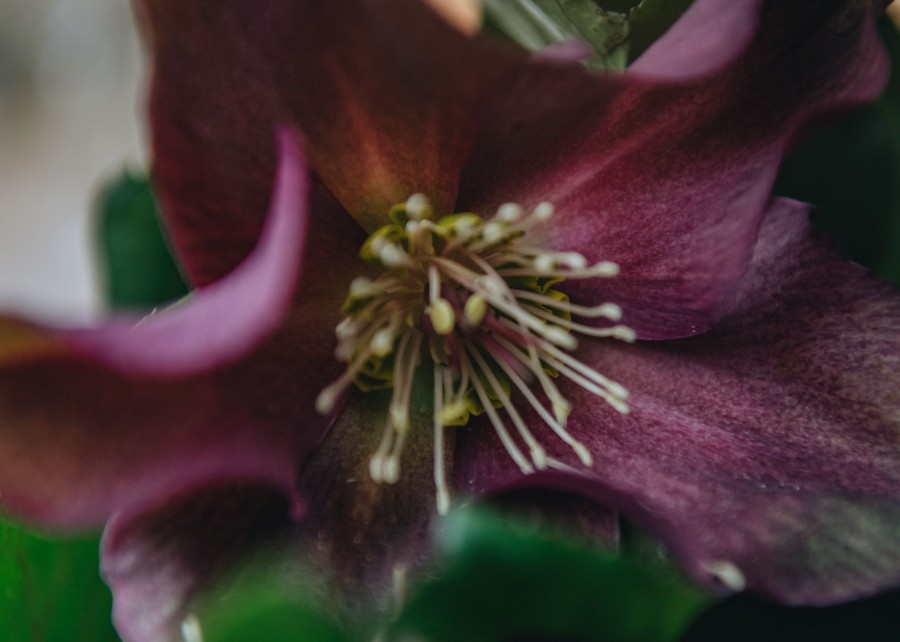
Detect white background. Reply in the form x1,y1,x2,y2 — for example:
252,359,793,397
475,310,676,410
0,0,143,323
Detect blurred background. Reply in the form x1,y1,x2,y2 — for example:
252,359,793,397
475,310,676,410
0,0,143,323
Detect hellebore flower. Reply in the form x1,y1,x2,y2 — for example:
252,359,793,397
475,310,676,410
2,0,900,640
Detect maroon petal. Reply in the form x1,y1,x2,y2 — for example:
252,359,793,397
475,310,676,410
457,198,900,604
63,129,308,376
0,135,364,528
101,482,297,642
459,1,889,339
629,0,763,81
138,0,522,285
294,388,441,611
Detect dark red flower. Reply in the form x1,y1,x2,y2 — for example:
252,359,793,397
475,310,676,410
1,2,898,641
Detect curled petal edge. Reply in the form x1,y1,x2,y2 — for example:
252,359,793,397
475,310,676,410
60,127,310,377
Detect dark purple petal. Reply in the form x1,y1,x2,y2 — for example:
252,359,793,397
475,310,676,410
102,482,297,642
294,388,440,611
137,0,522,284
63,129,308,376
457,198,900,604
0,138,364,528
459,0,889,339
629,0,763,81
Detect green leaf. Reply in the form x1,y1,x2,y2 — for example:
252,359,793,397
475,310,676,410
775,18,900,286
390,508,710,642
196,569,350,642
95,171,188,309
482,0,692,71
0,520,120,642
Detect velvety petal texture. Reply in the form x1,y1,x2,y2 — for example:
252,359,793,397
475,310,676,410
102,483,296,642
628,0,763,81
0,137,361,528
294,387,444,617
138,0,522,285
457,199,900,605
459,0,889,340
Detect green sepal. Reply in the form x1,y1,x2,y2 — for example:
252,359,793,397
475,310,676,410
504,272,564,294
435,213,483,238
353,351,396,392
388,200,433,227
340,293,372,317
536,288,573,325
359,224,406,263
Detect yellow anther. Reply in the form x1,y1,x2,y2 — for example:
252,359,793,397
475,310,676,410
463,293,488,327
428,298,456,336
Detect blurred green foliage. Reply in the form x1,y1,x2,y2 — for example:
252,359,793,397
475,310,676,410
390,508,710,642
482,0,692,70
95,171,188,309
0,520,120,642
199,578,350,642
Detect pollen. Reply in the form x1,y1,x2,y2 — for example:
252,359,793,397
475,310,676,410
316,195,633,515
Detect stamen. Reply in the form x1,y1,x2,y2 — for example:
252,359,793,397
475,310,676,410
406,193,430,220
379,243,410,268
467,344,548,469
461,349,534,475
496,202,523,222
433,362,451,515
369,417,396,482
532,201,554,221
315,344,375,414
490,346,593,467
493,333,574,426
463,293,488,326
428,298,456,336
524,305,637,342
511,290,622,321
319,195,635,505
388,331,421,434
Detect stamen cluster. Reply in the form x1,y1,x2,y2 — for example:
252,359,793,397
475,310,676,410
316,195,633,514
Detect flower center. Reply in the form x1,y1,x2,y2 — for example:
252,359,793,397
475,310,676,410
316,195,634,514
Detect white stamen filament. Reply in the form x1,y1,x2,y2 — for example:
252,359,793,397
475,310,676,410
511,290,622,321
462,348,535,475
433,362,451,515
466,343,548,469
524,304,637,342
492,333,574,427
489,346,593,467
